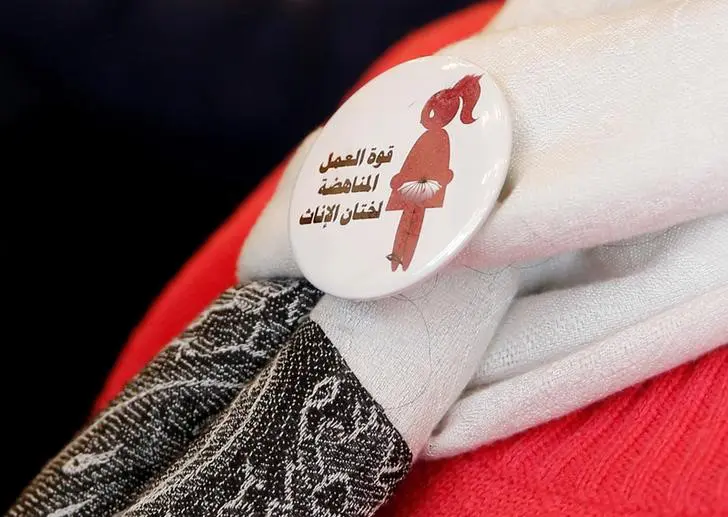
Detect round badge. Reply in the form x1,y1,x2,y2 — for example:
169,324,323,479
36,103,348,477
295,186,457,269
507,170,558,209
289,56,512,300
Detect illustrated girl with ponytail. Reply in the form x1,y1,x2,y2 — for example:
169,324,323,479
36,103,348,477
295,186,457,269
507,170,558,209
385,74,482,272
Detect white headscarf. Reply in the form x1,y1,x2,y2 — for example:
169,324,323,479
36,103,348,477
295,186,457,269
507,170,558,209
238,0,728,458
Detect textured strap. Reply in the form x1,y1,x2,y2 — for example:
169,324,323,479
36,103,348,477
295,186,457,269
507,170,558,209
10,281,411,516
10,280,320,516
123,321,411,516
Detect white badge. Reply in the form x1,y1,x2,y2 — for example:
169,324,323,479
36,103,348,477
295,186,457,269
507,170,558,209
290,56,512,300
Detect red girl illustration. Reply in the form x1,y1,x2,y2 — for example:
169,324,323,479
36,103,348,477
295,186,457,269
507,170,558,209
385,74,482,272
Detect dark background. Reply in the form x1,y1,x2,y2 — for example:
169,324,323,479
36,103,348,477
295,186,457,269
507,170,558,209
1,0,477,509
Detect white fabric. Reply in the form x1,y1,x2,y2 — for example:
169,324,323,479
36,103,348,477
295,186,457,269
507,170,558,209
239,0,728,458
429,216,728,457
488,0,660,31
312,266,519,455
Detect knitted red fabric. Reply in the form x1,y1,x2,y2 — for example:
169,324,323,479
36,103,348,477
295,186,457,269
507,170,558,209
381,347,728,516
94,2,728,515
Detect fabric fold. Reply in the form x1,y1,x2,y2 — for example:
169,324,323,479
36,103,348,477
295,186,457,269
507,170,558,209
313,266,519,456
449,0,728,269
429,280,728,457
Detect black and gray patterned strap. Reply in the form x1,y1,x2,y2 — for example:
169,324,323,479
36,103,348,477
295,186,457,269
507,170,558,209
122,321,412,516
9,280,321,517
9,281,412,517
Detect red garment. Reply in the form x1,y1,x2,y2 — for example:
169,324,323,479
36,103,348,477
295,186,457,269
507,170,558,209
381,348,728,516
95,2,728,515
